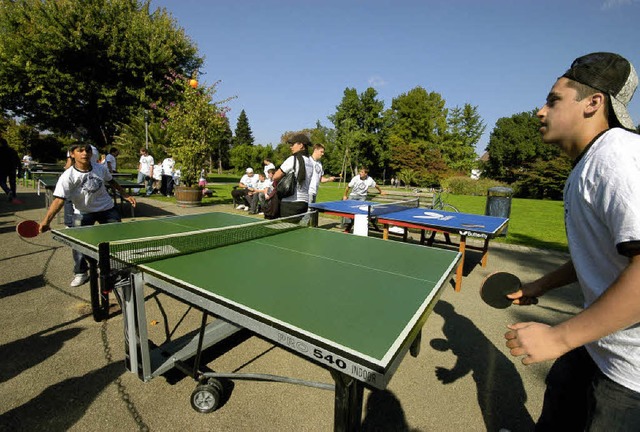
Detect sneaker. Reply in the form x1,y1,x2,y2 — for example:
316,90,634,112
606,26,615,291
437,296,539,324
70,273,90,287
244,206,249,211
258,212,264,215
236,204,245,210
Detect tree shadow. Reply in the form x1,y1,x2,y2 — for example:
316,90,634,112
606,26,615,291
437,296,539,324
0,361,125,431
432,301,535,432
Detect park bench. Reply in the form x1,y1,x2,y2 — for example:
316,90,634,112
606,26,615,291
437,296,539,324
368,188,435,208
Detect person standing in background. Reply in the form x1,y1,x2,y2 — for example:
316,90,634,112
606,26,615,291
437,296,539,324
135,147,154,196
104,147,119,173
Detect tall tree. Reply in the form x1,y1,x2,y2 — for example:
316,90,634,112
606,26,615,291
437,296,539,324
0,0,202,148
233,109,254,147
384,86,448,185
444,104,485,173
328,87,385,178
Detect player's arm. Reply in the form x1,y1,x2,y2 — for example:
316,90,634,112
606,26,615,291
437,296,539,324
506,255,640,365
343,185,351,200
272,168,284,183
320,175,336,183
109,179,137,207
508,259,577,305
39,197,66,233
375,185,384,195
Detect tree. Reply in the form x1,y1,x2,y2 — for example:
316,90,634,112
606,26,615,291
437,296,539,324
328,88,386,178
483,109,561,183
384,86,449,185
0,0,202,148
443,104,485,173
163,79,228,187
233,109,254,147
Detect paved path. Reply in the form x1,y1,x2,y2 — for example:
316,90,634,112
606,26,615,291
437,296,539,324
0,185,580,431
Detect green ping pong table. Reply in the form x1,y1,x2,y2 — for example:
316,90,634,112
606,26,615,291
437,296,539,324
38,174,142,219
52,212,460,431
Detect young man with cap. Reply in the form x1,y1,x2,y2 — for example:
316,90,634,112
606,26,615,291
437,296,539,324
505,52,640,430
231,167,259,210
272,133,315,218
40,143,136,287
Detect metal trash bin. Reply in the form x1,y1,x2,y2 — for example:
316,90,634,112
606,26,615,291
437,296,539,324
485,186,513,236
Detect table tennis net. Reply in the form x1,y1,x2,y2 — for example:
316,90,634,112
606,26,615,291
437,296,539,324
368,198,419,217
106,215,307,267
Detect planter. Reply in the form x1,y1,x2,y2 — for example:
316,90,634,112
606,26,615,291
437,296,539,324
174,185,203,207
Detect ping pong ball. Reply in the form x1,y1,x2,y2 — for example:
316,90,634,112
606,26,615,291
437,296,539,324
189,79,198,88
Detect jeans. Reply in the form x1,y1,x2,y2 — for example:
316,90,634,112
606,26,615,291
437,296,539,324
72,207,121,274
0,169,17,199
536,347,640,432
136,172,153,196
161,175,174,196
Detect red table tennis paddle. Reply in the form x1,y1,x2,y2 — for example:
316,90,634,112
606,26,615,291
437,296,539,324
480,272,522,309
16,220,40,238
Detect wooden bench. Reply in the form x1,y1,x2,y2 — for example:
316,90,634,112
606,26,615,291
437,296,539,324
368,188,435,208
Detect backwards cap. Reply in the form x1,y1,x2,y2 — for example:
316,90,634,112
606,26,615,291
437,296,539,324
562,52,638,130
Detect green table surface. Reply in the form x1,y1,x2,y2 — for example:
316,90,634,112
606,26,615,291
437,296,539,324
53,212,460,366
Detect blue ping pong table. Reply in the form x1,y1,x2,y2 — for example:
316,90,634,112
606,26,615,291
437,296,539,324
52,212,461,431
310,200,509,292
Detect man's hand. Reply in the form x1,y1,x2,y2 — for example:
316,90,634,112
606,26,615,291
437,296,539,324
507,281,545,306
504,322,569,365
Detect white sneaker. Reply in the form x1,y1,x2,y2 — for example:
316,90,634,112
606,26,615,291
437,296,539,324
70,273,90,287
236,204,245,210
244,206,249,211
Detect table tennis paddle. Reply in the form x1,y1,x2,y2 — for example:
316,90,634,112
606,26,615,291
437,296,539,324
16,220,40,238
480,271,522,309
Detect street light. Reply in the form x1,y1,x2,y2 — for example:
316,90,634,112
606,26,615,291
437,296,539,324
144,110,149,150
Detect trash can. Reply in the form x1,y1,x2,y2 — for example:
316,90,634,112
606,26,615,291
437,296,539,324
485,186,513,236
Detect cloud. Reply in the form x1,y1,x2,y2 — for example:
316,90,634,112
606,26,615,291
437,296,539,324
601,0,637,10
368,75,387,87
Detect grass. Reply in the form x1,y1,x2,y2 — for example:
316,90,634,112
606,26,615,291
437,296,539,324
147,175,569,253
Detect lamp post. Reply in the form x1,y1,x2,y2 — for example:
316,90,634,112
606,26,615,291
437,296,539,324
144,110,149,150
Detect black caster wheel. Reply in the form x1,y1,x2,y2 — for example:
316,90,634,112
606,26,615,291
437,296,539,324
190,379,224,413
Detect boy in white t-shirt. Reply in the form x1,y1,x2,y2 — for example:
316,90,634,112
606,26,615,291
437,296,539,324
104,147,119,173
504,52,640,430
136,148,154,196
40,143,136,287
248,171,273,214
342,167,384,232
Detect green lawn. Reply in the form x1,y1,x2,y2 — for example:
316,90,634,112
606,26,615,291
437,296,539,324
151,176,568,253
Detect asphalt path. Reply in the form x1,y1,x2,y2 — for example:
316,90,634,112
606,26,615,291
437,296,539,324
0,185,581,432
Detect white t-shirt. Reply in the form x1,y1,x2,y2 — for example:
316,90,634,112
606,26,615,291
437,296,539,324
279,154,314,203
53,163,114,214
139,154,154,176
564,127,640,393
348,175,377,198
105,154,117,172
161,158,175,176
263,162,275,177
309,159,324,197
239,173,259,188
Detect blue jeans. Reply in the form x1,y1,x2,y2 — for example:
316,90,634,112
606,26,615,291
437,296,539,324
137,172,153,196
536,347,640,432
72,207,121,274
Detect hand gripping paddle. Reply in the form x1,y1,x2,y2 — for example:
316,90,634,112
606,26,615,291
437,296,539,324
480,272,522,309
16,220,40,238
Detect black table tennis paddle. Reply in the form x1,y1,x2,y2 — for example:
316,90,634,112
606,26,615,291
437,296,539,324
480,271,522,309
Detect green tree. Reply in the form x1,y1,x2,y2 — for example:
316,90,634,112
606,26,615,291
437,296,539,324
0,0,202,148
513,156,572,200
329,87,386,178
384,86,449,185
483,109,561,183
233,109,254,147
163,79,228,187
443,104,485,173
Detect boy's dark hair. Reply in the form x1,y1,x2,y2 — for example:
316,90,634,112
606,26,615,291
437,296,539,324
109,147,118,154
69,143,93,153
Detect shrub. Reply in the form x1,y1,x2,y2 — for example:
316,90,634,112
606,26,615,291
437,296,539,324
442,176,509,196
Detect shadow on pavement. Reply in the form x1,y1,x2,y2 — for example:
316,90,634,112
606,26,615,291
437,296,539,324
0,361,125,432
431,300,535,432
361,389,418,432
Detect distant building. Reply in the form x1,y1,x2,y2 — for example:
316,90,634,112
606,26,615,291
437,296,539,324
470,152,489,179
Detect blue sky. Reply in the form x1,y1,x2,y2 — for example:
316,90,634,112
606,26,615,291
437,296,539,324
151,0,640,154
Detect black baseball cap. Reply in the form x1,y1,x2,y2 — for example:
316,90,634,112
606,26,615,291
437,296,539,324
561,52,638,129
286,133,312,146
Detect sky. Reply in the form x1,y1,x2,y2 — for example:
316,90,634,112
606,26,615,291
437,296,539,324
150,0,640,155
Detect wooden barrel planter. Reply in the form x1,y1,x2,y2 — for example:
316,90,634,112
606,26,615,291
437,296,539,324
174,185,203,207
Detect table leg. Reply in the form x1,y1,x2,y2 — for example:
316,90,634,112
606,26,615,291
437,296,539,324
382,224,389,240
455,235,467,292
481,238,490,267
331,370,364,432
